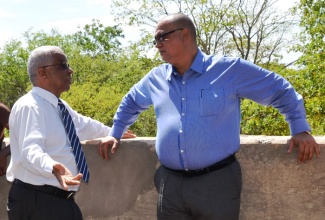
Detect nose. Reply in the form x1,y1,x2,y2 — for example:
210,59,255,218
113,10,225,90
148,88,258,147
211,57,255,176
155,41,163,48
68,67,73,74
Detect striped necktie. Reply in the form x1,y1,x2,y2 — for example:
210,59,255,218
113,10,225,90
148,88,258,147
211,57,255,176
58,99,89,182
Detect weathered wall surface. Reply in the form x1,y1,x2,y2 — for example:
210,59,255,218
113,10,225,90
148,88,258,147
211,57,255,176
0,136,324,220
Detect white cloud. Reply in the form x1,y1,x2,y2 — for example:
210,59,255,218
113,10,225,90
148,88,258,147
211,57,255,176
0,8,15,18
59,7,79,13
11,0,26,3
34,14,116,35
84,0,111,7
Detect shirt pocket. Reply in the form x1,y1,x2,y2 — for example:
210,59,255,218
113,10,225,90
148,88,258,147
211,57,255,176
200,88,225,116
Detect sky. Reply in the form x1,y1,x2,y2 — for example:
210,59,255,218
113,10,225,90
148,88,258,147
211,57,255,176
0,0,300,63
0,0,126,44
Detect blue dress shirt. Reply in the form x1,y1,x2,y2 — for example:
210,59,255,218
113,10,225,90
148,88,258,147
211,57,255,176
110,49,310,170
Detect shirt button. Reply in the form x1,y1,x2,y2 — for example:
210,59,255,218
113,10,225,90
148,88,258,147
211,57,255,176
179,129,183,133
180,150,184,153
182,81,186,84
181,113,185,116
182,98,185,101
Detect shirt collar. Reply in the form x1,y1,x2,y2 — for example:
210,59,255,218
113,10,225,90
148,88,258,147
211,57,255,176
31,87,59,107
165,66,174,81
190,49,205,74
165,49,205,81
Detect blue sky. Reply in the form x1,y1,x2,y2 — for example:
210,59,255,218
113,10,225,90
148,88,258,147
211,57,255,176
0,0,299,63
0,0,137,45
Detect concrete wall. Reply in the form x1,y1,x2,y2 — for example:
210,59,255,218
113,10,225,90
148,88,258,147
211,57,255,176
0,136,324,220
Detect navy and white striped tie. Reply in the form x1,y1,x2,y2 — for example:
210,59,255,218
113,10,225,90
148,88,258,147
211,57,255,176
58,99,89,182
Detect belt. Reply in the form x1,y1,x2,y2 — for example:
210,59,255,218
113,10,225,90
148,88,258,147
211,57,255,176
163,154,236,177
13,179,76,199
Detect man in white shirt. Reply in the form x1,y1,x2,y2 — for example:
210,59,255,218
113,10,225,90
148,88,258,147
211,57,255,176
6,45,134,220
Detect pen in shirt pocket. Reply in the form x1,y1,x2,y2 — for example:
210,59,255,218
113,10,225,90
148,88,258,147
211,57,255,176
201,89,204,97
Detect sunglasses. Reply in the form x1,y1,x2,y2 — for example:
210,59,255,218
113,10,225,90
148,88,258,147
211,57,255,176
153,28,184,45
41,63,70,70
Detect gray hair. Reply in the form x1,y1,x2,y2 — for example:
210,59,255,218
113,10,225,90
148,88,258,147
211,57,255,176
27,46,66,85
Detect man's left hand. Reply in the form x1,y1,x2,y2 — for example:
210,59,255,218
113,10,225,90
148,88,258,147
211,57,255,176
52,163,82,190
288,132,320,162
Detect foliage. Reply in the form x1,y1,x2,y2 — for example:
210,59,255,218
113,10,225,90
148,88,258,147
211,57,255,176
61,82,125,126
221,0,296,66
23,29,79,55
290,0,325,135
293,0,325,74
292,0,325,98
241,99,289,135
0,40,30,108
73,19,124,60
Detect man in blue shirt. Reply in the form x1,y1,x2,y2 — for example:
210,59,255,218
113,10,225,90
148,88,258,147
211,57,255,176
98,13,320,220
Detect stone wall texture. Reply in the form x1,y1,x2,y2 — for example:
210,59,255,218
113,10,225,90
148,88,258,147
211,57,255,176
0,136,324,220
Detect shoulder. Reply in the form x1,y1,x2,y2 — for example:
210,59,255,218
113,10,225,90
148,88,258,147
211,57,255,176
11,91,47,116
0,102,10,113
143,63,172,80
211,55,239,64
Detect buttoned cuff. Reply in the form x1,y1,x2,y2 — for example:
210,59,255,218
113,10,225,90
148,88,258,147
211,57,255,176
44,157,57,178
289,118,311,136
109,125,125,139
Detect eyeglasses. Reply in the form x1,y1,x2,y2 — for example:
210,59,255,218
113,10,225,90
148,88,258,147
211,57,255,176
41,63,70,70
153,28,184,45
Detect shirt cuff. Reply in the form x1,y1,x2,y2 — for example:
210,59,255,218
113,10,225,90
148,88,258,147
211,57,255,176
109,125,125,139
289,118,311,136
43,156,57,178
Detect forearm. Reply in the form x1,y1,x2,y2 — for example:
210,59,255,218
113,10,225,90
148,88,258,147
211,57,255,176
1,144,10,157
20,143,57,178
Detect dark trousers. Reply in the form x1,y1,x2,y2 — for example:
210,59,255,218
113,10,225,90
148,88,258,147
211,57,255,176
7,181,83,220
154,160,242,220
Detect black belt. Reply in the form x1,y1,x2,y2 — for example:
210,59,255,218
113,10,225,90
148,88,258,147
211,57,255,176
13,179,76,199
163,154,236,177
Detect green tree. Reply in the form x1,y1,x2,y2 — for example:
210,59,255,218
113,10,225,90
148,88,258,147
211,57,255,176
294,0,325,75
291,0,325,134
74,19,124,60
221,0,297,66
0,40,29,108
23,28,78,55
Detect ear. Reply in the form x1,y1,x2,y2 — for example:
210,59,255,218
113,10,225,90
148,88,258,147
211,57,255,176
38,67,48,79
182,28,190,41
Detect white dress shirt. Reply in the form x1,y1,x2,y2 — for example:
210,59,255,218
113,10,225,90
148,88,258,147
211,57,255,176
7,87,111,190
